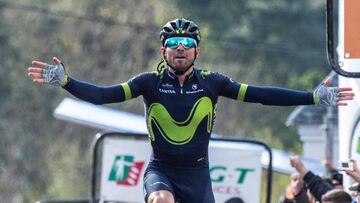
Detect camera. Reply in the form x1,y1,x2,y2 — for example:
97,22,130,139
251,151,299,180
339,161,354,170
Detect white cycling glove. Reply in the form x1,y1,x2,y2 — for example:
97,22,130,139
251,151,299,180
42,63,69,87
313,83,339,106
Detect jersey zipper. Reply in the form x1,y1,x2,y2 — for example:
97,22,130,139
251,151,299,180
180,84,183,94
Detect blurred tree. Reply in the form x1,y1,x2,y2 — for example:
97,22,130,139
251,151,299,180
0,0,157,202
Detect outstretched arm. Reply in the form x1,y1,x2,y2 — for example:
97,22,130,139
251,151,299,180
62,78,129,105
242,77,354,106
243,85,315,106
28,57,131,105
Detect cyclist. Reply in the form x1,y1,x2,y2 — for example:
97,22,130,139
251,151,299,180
28,18,354,203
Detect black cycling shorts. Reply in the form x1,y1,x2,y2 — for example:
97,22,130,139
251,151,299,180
143,164,215,203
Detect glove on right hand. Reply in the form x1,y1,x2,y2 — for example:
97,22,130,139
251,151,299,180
42,63,69,86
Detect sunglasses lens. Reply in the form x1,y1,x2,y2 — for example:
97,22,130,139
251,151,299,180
183,38,196,49
166,39,179,49
165,38,197,49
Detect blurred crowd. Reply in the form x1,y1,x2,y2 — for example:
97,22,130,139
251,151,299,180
280,157,360,203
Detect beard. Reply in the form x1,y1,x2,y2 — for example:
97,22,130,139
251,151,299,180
170,58,194,70
166,59,194,76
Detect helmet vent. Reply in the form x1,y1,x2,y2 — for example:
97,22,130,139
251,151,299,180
178,18,183,26
183,22,190,30
189,26,198,33
170,22,177,30
163,27,172,32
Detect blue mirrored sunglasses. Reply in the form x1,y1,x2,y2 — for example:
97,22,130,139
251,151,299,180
164,37,197,49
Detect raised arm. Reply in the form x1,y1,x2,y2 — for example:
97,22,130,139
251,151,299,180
290,156,333,202
242,85,315,106
242,77,354,106
215,71,354,106
27,57,131,105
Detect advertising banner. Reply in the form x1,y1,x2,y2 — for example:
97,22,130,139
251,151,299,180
99,138,263,203
100,139,151,202
209,141,262,203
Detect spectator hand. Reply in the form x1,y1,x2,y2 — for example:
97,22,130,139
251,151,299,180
291,172,305,196
28,57,69,87
344,159,360,183
290,156,309,177
323,159,336,171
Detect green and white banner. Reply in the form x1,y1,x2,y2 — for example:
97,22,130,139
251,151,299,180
209,141,262,203
100,138,262,203
100,139,151,202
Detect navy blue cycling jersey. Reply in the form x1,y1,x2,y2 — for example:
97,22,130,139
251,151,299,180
63,67,315,168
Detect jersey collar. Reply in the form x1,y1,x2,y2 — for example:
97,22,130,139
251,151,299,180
167,68,195,81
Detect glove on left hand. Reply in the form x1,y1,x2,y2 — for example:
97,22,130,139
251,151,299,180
314,83,339,106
